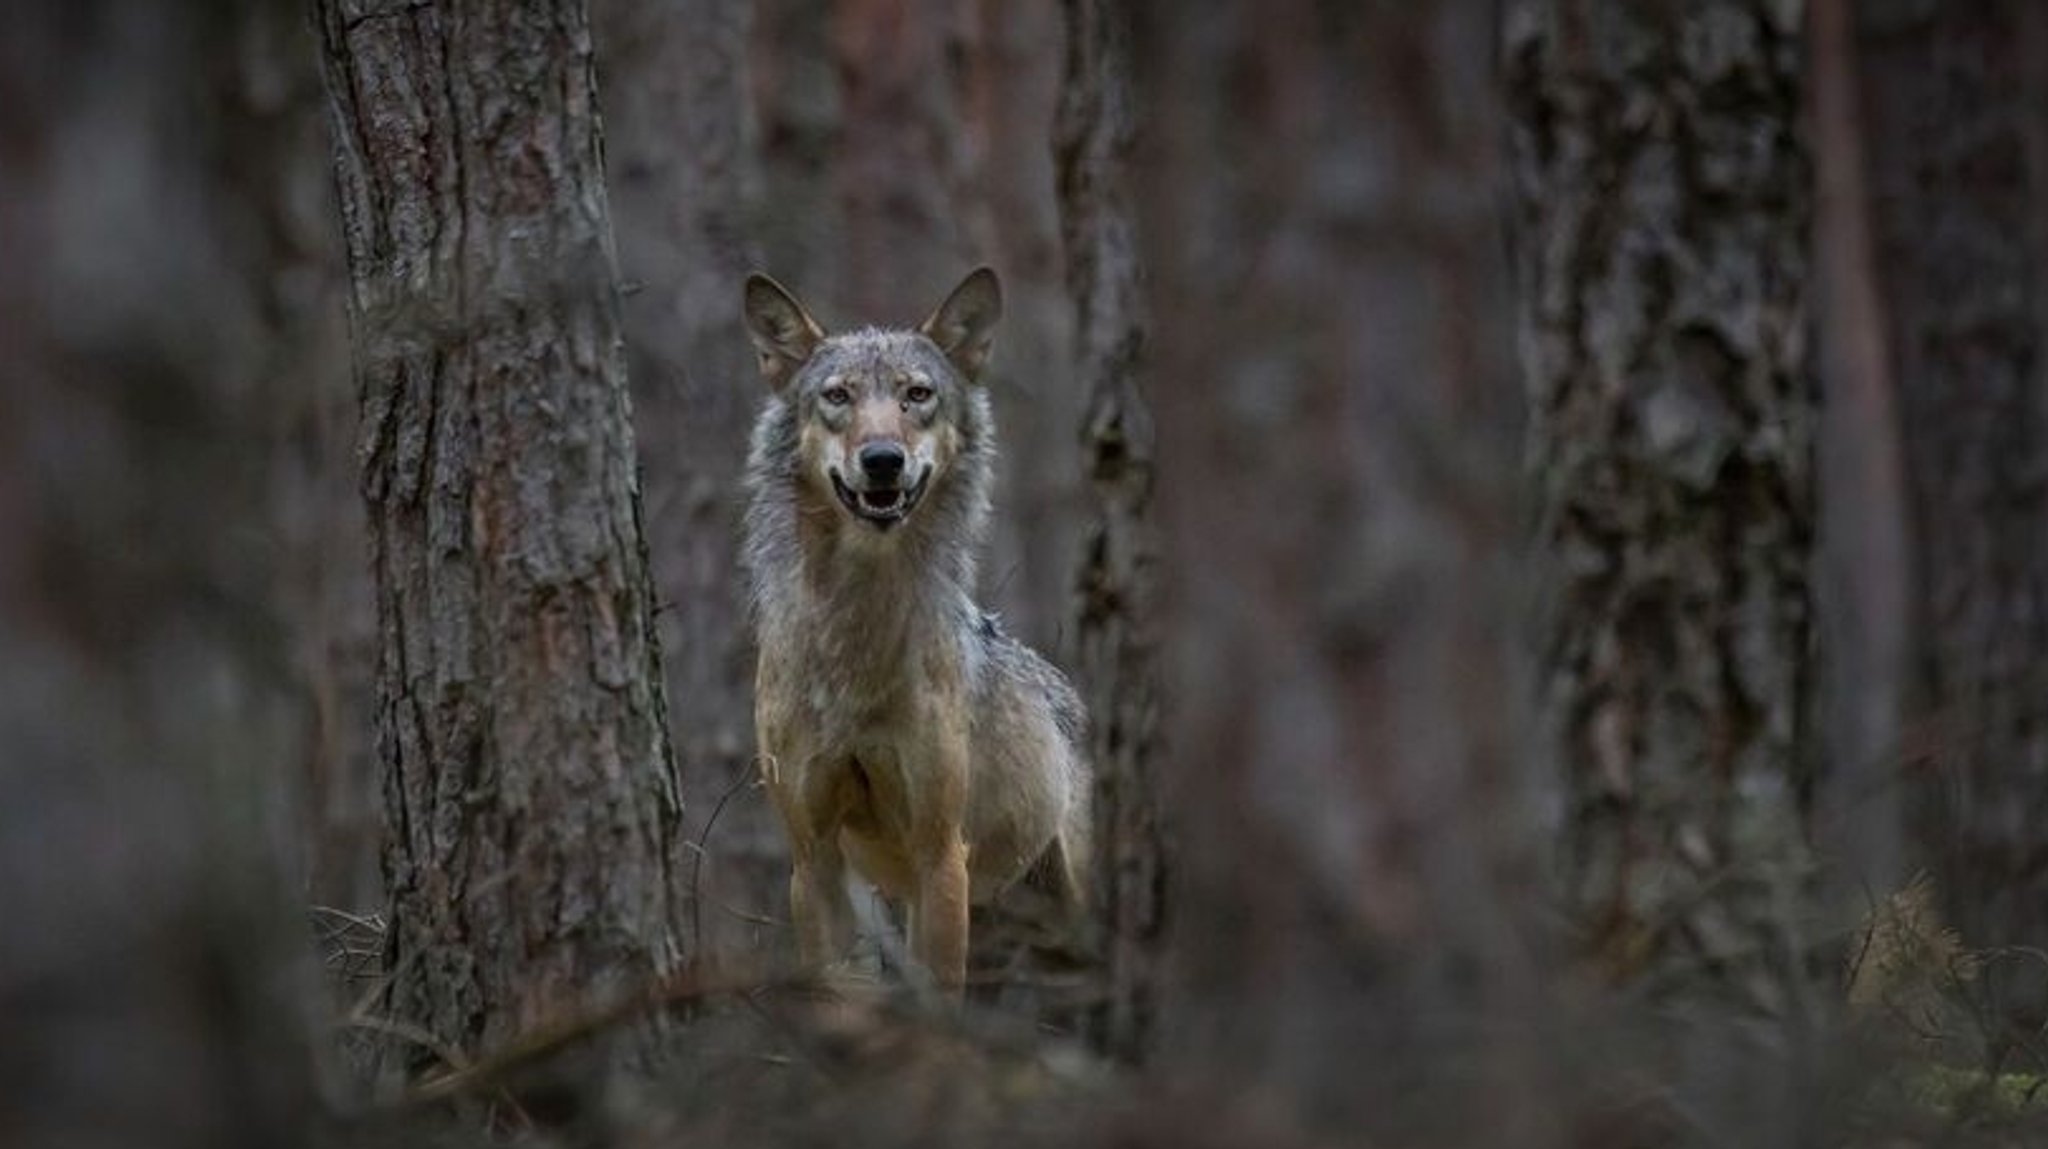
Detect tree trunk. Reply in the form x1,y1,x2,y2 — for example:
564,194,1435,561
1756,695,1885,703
957,0,1082,657
751,0,839,291
1504,0,1818,1008
313,0,684,1067
1807,0,1911,916
1054,0,1163,1062
222,0,381,919
1859,0,2048,1029
1137,0,1532,1135
829,0,970,319
593,0,780,969
1,1,317,1143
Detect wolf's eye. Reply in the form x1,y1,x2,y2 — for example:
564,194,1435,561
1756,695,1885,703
821,385,852,407
903,384,935,405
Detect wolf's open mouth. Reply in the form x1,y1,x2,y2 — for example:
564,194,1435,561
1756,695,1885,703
830,469,930,529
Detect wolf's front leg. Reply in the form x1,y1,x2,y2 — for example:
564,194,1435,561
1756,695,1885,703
911,835,970,995
790,839,855,970
907,720,972,995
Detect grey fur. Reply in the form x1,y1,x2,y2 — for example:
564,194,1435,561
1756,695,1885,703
739,289,1091,979
742,329,992,605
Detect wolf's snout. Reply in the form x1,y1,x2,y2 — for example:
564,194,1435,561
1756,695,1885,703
829,441,930,528
857,442,907,485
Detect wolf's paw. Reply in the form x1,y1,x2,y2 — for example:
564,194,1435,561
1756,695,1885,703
819,957,882,989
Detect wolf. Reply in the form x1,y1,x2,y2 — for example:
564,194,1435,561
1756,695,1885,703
738,267,1090,993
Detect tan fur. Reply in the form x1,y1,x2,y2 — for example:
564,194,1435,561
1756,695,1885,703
739,269,1090,995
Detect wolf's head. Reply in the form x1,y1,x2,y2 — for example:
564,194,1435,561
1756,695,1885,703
741,268,1001,537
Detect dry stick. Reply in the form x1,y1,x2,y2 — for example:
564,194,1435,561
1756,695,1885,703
717,901,786,929
730,979,846,1082
344,1013,474,1078
399,969,808,1107
1843,880,1887,993
394,963,1108,1109
688,759,766,957
1972,946,2048,1084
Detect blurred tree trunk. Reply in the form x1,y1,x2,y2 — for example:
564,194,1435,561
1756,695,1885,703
0,1,316,1143
1138,1,1533,1136
594,0,780,968
313,0,684,1068
1808,0,1911,923
1859,0,2048,1027
830,0,968,317
1055,0,1162,1061
1505,1,1817,1008
958,0,1081,654
220,0,379,918
752,0,839,287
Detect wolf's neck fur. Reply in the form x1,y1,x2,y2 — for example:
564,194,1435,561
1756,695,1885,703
741,391,995,675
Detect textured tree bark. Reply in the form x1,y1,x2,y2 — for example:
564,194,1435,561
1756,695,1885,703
1505,1,1818,1007
1054,0,1163,1063
593,0,780,968
1859,0,2048,1024
313,0,684,1066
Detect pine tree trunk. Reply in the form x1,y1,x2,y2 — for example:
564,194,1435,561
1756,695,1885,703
1504,0,1818,1007
313,0,684,1065
1808,0,1912,922
1860,0,2048,1026
1055,0,1163,1062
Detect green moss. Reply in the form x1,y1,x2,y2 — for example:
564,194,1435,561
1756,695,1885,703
1902,1064,2048,1122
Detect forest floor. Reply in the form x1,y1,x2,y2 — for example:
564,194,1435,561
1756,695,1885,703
306,893,2048,1149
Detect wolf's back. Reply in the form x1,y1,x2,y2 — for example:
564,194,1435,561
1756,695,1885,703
974,611,1086,752
968,609,1092,900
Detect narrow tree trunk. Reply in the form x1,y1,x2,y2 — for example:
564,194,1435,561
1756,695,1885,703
1808,0,1911,915
1055,0,1163,1062
313,0,684,1066
958,0,1081,653
1504,0,1818,1008
594,0,780,968
1859,0,2048,1030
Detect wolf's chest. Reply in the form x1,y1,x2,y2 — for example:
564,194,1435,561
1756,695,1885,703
762,615,961,741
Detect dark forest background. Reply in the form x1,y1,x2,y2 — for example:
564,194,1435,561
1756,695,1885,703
6,1,2048,1146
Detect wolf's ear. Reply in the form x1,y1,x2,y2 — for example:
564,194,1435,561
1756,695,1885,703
743,273,826,390
918,267,1003,381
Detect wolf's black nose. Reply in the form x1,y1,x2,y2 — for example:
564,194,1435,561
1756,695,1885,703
858,442,906,483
